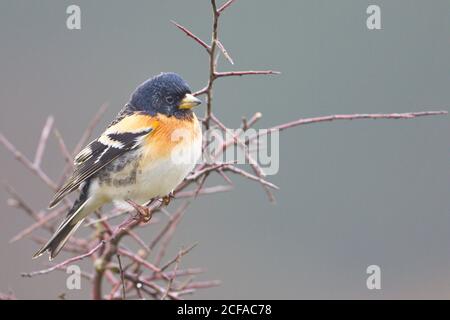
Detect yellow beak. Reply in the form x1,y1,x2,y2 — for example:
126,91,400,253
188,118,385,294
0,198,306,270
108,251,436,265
178,93,202,109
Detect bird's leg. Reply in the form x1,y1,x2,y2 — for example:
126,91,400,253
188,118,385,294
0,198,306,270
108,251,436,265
126,199,152,222
162,192,175,206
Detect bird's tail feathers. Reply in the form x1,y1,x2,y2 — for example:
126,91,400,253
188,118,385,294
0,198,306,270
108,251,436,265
33,199,89,260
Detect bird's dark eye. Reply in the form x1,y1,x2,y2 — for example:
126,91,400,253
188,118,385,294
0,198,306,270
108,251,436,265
165,96,174,104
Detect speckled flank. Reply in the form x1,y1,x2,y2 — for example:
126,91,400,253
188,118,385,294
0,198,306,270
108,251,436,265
97,151,142,187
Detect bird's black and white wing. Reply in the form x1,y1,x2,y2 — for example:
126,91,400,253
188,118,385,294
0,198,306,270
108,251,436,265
49,113,156,208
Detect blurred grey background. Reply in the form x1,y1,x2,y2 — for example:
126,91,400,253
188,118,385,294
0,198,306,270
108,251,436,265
1,0,449,299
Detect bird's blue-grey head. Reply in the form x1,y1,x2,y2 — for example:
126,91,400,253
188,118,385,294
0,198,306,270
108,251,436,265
130,72,201,118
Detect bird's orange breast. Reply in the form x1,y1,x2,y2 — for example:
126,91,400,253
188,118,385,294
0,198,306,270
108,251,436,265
142,113,201,162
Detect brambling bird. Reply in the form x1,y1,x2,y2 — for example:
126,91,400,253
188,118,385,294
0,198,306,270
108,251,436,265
34,73,202,260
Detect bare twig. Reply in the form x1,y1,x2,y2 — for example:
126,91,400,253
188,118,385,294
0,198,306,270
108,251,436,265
34,116,54,168
223,165,279,189
5,184,40,221
116,254,126,300
72,103,108,156
22,241,105,277
160,243,198,272
217,0,237,14
0,133,57,189
149,202,188,251
175,185,233,198
54,128,73,165
215,70,280,78
171,20,210,52
247,111,449,143
161,248,182,300
9,208,64,243
216,40,234,65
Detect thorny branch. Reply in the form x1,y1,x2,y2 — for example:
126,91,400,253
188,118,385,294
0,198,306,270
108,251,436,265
0,0,447,300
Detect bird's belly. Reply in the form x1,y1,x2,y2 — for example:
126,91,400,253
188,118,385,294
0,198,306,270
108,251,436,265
134,156,194,201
